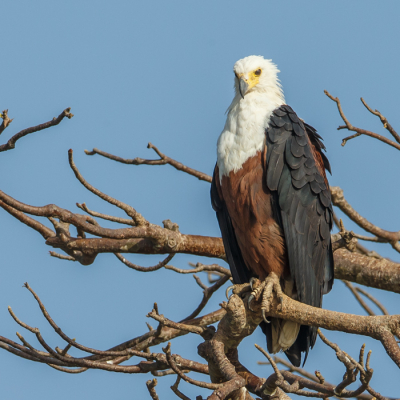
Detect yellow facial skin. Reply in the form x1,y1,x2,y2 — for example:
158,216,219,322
237,68,262,92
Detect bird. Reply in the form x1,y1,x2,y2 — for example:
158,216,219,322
211,55,334,367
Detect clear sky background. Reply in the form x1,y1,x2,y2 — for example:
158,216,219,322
0,1,399,399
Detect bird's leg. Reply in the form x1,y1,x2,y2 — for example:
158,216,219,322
248,272,284,322
261,273,284,322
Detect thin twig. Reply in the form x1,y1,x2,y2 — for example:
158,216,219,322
147,310,205,335
165,262,231,277
0,108,73,152
181,275,230,321
146,378,160,400
356,287,389,316
343,281,375,316
171,376,191,400
76,202,135,226
47,364,88,373
193,275,208,291
163,342,220,390
318,330,365,374
68,149,147,226
258,356,318,383
360,97,400,144
16,332,51,358
115,253,175,272
255,344,282,379
85,143,213,183
352,233,387,243
49,252,76,261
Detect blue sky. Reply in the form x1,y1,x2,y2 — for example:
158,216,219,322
0,1,399,399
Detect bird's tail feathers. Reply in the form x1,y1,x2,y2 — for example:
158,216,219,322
270,318,301,353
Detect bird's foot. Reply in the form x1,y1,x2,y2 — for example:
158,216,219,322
225,282,252,300
247,272,284,322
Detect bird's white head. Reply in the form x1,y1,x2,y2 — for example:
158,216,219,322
217,56,285,179
233,55,284,101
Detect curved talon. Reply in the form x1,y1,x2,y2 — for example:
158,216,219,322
225,285,235,300
248,294,255,312
262,309,271,323
276,296,284,311
249,277,257,290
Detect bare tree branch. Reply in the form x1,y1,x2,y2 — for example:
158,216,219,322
115,253,175,272
1,96,400,399
360,97,400,144
0,108,73,152
171,377,191,400
165,262,230,277
163,342,221,390
356,286,389,316
86,142,212,183
334,249,400,293
76,202,135,226
68,149,147,226
146,378,160,400
343,281,376,316
258,355,384,400
0,199,54,239
49,252,77,261
181,274,230,321
331,186,400,252
324,90,400,151
147,309,205,335
2,185,399,293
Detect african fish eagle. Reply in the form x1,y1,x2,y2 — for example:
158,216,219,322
211,55,334,366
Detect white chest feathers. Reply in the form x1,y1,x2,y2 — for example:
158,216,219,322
217,93,284,180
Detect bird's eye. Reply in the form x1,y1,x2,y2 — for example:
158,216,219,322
254,69,261,76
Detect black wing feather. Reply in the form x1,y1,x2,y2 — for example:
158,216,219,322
265,105,334,364
304,122,332,174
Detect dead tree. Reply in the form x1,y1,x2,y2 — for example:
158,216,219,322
0,92,399,400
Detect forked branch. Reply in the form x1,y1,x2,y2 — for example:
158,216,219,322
331,186,400,252
86,142,212,183
0,108,73,152
324,90,400,151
